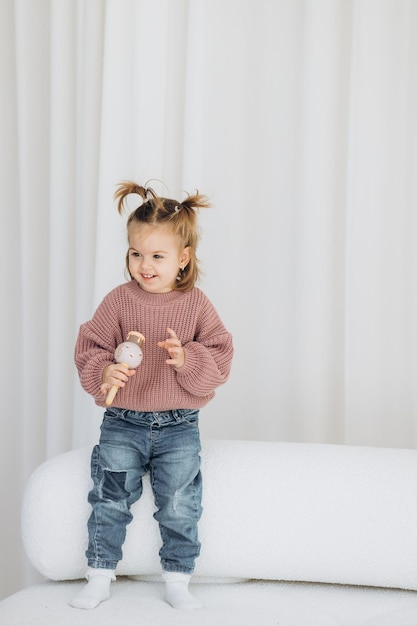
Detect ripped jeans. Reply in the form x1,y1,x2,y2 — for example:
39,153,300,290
86,407,202,574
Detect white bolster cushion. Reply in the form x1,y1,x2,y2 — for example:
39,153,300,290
22,439,417,590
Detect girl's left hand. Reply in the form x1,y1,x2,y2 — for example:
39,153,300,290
157,327,185,369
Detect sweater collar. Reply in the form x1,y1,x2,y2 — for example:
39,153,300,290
127,280,188,305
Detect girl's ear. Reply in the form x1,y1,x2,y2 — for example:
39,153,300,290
180,246,191,268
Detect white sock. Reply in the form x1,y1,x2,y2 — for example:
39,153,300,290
163,571,203,610
70,568,115,610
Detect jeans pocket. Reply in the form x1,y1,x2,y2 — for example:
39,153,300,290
103,407,123,421
181,409,200,426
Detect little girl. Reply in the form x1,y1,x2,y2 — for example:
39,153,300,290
71,181,233,611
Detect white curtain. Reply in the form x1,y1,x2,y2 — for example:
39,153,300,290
1,0,416,600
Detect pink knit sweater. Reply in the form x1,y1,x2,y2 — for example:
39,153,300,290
75,281,233,411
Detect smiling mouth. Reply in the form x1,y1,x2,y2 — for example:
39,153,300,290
142,274,155,279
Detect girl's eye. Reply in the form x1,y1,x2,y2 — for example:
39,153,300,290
130,251,141,258
154,254,163,259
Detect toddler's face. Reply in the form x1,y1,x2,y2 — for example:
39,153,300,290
127,223,190,293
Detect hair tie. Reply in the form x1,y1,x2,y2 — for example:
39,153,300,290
174,205,179,212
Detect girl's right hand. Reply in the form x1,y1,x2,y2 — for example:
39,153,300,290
100,363,136,396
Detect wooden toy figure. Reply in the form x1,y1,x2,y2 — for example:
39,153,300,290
105,331,145,407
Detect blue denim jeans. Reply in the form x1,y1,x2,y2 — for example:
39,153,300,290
86,407,202,574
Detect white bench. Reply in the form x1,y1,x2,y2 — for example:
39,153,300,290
2,439,417,625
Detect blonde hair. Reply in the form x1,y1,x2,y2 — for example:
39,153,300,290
114,180,210,292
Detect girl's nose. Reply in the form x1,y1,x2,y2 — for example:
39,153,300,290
141,257,152,269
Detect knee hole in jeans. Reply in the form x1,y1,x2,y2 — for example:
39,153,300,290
102,469,130,501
